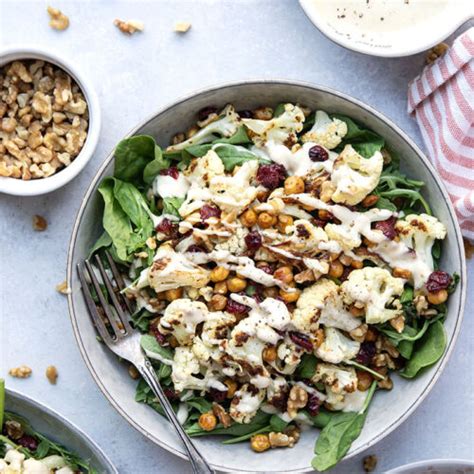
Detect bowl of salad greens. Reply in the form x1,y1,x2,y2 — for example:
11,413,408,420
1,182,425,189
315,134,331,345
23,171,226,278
67,81,466,473
0,381,116,473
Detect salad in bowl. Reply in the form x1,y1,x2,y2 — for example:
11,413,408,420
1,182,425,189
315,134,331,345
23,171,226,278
88,102,459,471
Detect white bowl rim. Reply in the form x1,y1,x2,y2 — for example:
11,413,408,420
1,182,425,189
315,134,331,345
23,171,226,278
66,79,467,472
0,45,101,196
386,458,474,473
299,0,473,58
6,387,117,473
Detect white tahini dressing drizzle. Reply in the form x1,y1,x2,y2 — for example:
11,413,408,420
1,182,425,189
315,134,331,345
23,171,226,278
153,172,190,198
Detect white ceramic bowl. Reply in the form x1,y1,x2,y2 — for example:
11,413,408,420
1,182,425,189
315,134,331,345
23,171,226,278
67,81,467,473
5,388,116,473
387,459,474,474
0,46,101,196
300,0,473,58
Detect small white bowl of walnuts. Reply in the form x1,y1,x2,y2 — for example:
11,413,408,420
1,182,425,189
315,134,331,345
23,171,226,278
0,46,101,196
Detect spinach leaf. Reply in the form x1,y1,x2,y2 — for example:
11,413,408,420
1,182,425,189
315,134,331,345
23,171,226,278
162,197,184,217
131,309,156,332
89,231,112,257
448,273,460,294
222,425,272,445
274,103,286,117
143,145,170,184
114,135,162,185
140,334,174,362
212,143,270,171
401,321,447,378
186,397,213,414
332,115,384,158
270,414,289,432
297,354,318,379
312,382,376,472
303,408,334,429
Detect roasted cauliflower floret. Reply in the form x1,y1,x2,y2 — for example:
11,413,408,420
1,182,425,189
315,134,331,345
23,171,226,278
158,299,208,345
324,222,361,252
315,327,360,364
330,145,383,205
147,245,211,292
242,103,305,147
325,389,367,412
171,347,207,392
396,213,447,288
184,149,225,186
201,311,236,347
341,267,405,325
285,219,329,254
229,384,265,423
292,279,339,334
301,110,348,150
167,104,241,151
312,363,358,394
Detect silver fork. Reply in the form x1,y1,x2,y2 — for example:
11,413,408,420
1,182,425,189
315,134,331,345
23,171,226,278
77,252,214,474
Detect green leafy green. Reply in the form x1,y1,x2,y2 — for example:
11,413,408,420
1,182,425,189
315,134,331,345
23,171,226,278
162,197,184,217
212,143,270,171
131,309,156,332
311,382,376,471
401,321,447,378
186,397,213,414
140,334,174,362
269,414,289,432
297,354,318,379
303,408,335,429
143,145,169,184
448,273,460,294
88,231,112,257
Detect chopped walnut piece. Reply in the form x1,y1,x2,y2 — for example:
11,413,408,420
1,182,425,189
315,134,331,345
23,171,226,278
363,454,378,472
174,22,192,33
212,403,232,428
32,214,48,231
5,420,24,439
9,365,32,378
286,385,308,419
47,6,70,30
45,365,58,384
114,19,144,35
56,280,71,295
426,43,448,64
464,238,474,259
128,364,140,380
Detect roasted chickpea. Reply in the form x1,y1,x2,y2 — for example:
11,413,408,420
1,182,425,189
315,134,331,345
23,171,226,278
351,259,364,269
240,208,257,227
274,266,294,284
214,281,228,294
393,267,412,279
169,336,179,348
427,289,448,305
262,346,277,363
339,254,352,266
198,412,217,431
210,266,230,283
314,328,325,348
263,286,279,299
377,376,393,391
361,195,379,208
227,277,247,292
186,125,199,139
209,294,228,311
365,327,378,342
250,434,271,453
171,132,185,145
279,287,301,304
318,209,331,221
165,288,183,301
328,260,344,278
277,214,294,233
252,106,273,120
329,252,341,261
224,379,238,399
350,305,365,317
356,370,373,391
284,176,305,195
257,211,277,229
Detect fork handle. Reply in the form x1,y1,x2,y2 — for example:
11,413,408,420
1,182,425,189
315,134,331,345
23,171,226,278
137,359,215,474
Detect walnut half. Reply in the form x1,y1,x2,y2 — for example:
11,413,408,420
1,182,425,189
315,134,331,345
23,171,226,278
286,385,308,419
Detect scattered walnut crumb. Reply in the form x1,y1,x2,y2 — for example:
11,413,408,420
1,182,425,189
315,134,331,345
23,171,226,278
114,19,144,35
47,6,70,30
56,280,71,295
174,22,191,33
128,364,140,380
9,365,32,378
45,365,58,384
32,215,48,231
426,43,449,64
464,238,474,259
363,454,378,472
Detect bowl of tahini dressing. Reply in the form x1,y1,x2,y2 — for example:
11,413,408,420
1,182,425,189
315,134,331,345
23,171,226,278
300,0,473,57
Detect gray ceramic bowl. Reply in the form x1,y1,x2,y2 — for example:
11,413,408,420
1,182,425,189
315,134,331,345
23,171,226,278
5,388,116,473
66,81,467,473
387,459,474,474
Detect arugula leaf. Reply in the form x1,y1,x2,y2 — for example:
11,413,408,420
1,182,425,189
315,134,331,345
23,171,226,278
375,196,397,212
114,135,163,185
297,354,318,379
401,321,446,378
331,115,384,158
140,334,174,362
311,382,376,472
162,197,184,217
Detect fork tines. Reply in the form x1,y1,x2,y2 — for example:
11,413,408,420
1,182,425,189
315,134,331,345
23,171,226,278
77,251,133,343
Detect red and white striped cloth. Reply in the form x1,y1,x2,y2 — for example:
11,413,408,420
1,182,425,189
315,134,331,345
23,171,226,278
408,27,474,241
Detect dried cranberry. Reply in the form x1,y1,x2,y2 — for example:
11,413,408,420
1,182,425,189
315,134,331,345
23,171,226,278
309,145,329,162
237,109,253,118
270,389,289,412
296,224,310,238
200,204,221,221
257,263,274,275
245,231,262,251
152,327,167,346
209,388,227,402
426,270,452,293
164,388,179,401
156,218,174,234
17,435,38,451
159,166,179,179
197,106,218,121
356,342,376,365
226,299,250,315
256,164,286,190
186,244,206,253
373,216,397,240
307,393,321,416
289,332,313,352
